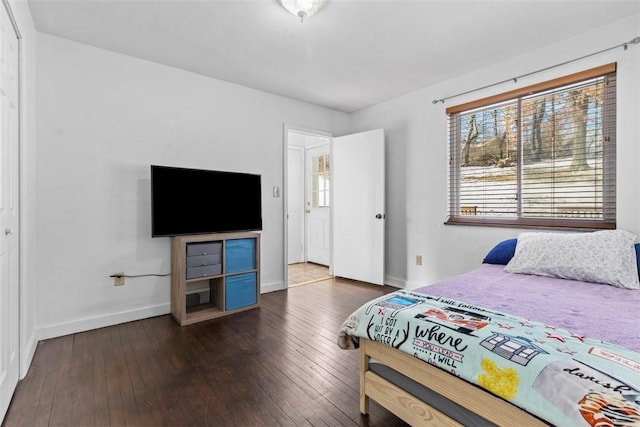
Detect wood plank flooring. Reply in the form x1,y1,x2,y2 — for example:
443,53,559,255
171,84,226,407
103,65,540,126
288,263,332,288
3,277,407,427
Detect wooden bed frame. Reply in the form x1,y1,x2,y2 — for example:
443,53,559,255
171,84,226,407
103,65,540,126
359,338,549,426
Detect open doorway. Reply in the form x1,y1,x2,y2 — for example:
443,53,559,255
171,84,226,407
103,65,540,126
283,126,386,289
288,262,331,288
286,129,333,287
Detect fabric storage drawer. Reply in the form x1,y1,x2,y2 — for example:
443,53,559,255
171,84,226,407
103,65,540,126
186,264,222,279
225,272,257,310
186,254,221,268
225,238,256,273
187,242,222,257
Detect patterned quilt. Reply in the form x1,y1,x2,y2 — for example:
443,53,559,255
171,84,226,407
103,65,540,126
338,289,640,427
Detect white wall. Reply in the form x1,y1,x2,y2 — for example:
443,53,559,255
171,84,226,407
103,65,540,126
35,33,350,339
352,14,640,288
30,12,640,340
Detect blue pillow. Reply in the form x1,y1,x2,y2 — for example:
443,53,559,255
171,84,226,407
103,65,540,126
483,238,517,265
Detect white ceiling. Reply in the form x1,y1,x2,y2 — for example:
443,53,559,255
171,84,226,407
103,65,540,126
27,0,640,113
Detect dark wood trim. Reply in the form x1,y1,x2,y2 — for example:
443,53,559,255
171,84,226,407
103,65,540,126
445,63,616,114
445,216,616,231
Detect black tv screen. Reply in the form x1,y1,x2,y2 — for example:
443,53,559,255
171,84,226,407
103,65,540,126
151,165,262,237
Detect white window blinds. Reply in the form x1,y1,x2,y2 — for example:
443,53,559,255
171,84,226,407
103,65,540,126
447,64,616,229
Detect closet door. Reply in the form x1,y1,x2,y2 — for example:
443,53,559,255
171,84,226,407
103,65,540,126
0,1,20,421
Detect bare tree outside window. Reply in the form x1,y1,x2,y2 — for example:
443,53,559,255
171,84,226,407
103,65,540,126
447,65,616,229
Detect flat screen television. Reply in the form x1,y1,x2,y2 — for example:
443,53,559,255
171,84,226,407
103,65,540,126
151,165,262,237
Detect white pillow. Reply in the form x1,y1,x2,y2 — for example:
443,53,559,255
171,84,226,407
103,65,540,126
504,230,640,290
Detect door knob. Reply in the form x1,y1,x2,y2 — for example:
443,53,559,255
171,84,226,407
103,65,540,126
5,228,12,236
375,213,383,219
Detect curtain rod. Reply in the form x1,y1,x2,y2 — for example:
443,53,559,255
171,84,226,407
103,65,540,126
432,36,640,105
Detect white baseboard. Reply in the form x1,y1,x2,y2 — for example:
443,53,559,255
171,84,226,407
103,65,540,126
20,333,38,380
27,283,285,376
384,274,407,289
261,280,285,294
33,275,394,361
34,281,286,344
36,303,171,342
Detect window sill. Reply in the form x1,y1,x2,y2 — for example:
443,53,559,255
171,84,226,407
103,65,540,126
445,217,616,232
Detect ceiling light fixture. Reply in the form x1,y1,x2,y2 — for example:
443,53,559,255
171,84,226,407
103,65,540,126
279,0,328,22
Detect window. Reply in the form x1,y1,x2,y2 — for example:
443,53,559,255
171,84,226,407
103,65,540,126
447,63,616,229
311,154,330,208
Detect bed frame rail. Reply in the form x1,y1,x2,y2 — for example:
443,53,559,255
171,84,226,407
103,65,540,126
360,338,548,426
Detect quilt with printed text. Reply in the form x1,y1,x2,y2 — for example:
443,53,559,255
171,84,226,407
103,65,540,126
338,289,640,427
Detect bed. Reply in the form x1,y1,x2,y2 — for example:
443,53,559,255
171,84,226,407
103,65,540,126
338,230,640,426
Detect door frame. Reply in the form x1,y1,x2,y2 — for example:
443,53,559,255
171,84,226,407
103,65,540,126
7,1,26,381
6,0,26,380
286,145,304,265
282,124,333,290
0,0,22,421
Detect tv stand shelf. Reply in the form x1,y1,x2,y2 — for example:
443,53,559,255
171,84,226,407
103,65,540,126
171,232,260,326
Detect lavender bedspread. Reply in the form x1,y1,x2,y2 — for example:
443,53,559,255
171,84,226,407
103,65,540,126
338,265,640,426
415,264,640,352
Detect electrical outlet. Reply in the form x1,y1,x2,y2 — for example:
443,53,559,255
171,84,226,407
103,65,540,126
416,255,422,266
114,273,125,286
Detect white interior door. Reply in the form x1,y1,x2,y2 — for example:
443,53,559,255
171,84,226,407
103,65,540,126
0,2,20,421
333,129,385,285
305,144,330,266
287,146,304,264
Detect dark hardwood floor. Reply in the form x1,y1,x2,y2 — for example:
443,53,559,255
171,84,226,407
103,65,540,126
3,278,407,426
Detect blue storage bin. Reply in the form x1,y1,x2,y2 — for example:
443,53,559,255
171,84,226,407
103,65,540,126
225,272,257,310
225,238,256,273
